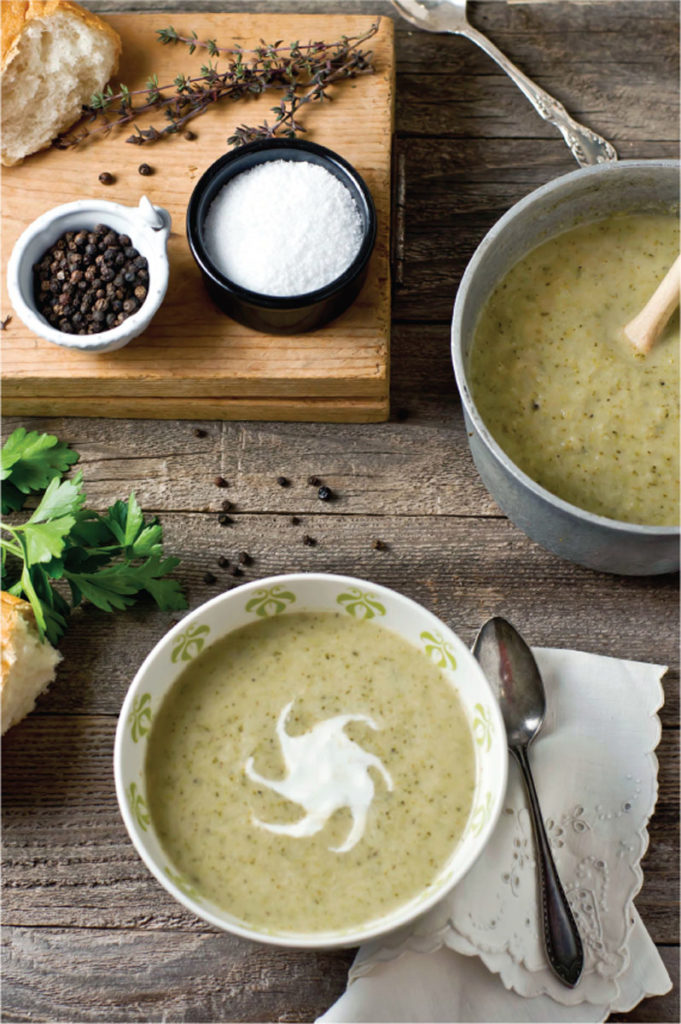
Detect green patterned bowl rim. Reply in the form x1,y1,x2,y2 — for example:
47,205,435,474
114,572,508,949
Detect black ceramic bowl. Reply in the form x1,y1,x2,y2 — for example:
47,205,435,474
186,139,377,335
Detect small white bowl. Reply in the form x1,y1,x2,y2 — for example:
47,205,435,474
114,573,508,949
7,195,171,353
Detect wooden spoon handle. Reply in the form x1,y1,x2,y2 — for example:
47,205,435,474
624,253,681,355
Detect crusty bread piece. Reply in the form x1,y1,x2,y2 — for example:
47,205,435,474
1,591,61,735
1,0,121,166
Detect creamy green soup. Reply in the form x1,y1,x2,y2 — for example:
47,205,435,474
469,213,679,525
146,612,475,935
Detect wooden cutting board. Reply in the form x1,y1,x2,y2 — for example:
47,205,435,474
1,13,394,422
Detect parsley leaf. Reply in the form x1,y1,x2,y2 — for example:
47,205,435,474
22,517,77,565
1,432,186,642
1,428,79,513
65,555,184,613
1,481,26,515
28,472,86,523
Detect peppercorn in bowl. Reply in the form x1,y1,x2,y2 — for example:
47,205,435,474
7,195,171,353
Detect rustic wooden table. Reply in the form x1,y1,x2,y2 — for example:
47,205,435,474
2,1,678,1021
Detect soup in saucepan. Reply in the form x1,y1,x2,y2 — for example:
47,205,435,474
469,212,679,525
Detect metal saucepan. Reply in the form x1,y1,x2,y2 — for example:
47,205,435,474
451,159,679,575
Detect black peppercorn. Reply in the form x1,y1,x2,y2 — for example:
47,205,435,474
213,475,228,488
218,514,233,526
217,555,230,569
238,551,253,566
203,571,217,585
193,428,207,438
231,566,244,578
184,130,197,140
290,516,301,526
220,499,233,512
372,539,389,551
98,172,115,185
33,224,148,335
317,485,333,501
138,163,153,176
307,475,320,487
303,534,317,547
276,476,290,487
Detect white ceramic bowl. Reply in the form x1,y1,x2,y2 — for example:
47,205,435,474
7,195,171,353
114,573,507,949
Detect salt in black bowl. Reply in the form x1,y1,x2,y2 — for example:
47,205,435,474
186,139,377,335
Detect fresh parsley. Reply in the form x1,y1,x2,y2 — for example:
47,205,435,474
1,429,187,644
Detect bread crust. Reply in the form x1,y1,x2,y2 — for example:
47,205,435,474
1,591,35,681
1,0,121,70
1,590,62,734
0,2,29,68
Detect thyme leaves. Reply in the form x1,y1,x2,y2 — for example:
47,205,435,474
54,21,379,152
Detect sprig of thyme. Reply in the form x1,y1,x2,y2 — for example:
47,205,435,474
54,22,378,151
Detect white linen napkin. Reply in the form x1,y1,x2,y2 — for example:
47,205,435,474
320,649,671,1022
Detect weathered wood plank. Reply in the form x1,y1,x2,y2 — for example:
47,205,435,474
395,69,679,142
1,923,677,1024
3,4,678,1023
0,511,677,723
0,389,502,518
2,718,677,941
0,924,355,1023
392,138,680,322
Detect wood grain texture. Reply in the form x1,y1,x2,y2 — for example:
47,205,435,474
1,12,394,419
0,508,677,718
1,1,679,1022
1,925,356,1024
1,716,677,935
5,393,390,421
2,926,676,1022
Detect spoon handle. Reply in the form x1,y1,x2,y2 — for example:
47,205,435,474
461,23,617,167
513,745,584,987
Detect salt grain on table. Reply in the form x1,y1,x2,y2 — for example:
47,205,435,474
203,160,364,296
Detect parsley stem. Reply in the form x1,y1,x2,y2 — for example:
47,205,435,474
0,524,24,556
0,539,24,558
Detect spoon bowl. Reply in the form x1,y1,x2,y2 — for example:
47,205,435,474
474,615,545,748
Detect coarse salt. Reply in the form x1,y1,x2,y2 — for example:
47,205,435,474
203,160,364,297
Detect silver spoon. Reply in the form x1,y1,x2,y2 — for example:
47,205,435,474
473,616,584,988
390,0,617,167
